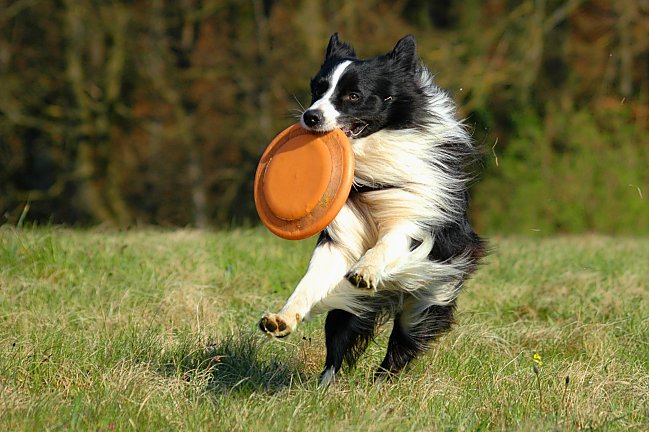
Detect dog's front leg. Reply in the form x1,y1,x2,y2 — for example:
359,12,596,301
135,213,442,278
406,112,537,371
259,239,350,338
345,223,418,291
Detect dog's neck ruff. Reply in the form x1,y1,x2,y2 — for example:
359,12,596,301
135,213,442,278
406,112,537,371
349,68,473,229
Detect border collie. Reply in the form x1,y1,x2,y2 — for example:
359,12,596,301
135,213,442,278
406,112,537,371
259,33,486,385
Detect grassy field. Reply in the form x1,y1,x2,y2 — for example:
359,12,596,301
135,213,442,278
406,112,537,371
1,227,648,431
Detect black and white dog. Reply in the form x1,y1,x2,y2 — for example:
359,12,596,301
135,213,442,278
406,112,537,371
259,34,486,385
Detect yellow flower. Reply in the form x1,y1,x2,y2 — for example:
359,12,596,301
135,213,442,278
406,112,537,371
533,352,543,367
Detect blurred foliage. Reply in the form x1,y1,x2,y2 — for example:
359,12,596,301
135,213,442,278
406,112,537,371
0,0,647,233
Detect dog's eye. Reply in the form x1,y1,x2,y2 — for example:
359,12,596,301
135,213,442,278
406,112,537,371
345,92,360,102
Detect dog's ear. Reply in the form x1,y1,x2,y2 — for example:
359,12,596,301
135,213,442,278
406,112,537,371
325,33,356,60
389,34,417,69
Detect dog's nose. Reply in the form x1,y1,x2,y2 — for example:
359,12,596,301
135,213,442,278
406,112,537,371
302,110,323,128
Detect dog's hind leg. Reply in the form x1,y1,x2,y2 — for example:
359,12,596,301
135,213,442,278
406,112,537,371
320,309,378,386
375,298,456,378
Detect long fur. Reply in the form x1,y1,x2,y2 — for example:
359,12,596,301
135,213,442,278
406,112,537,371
258,33,486,385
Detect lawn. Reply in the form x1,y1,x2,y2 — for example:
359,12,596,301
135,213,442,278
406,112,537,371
1,227,648,431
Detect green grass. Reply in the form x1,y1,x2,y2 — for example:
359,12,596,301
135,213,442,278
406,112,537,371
1,227,648,431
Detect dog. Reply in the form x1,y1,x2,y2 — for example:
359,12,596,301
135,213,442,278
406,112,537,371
259,33,486,385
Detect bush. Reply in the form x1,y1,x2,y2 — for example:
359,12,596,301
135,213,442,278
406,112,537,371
473,104,649,234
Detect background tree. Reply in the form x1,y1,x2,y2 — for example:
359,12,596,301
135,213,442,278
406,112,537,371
1,0,647,233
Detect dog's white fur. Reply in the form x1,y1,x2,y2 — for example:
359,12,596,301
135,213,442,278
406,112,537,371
261,64,474,338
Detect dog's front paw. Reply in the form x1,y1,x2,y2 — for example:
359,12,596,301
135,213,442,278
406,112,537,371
258,313,293,338
345,265,380,291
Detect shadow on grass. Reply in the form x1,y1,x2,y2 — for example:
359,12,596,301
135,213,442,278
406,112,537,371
159,331,308,395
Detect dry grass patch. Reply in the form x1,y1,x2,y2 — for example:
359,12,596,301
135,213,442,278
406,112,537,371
1,228,647,430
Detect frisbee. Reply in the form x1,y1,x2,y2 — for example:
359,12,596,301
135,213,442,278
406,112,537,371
254,124,354,240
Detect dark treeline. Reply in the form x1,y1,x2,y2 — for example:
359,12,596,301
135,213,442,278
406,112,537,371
1,0,647,233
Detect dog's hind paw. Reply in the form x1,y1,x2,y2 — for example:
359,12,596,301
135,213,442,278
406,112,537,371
258,313,293,338
319,366,337,387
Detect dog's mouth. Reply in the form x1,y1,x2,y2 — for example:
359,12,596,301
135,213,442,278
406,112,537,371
341,122,368,138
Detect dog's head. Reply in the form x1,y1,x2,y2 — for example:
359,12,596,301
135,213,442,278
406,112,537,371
300,33,426,139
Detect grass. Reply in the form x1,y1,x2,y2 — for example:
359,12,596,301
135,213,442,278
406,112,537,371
1,226,648,431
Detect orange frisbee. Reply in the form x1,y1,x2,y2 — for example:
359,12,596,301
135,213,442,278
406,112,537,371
254,124,354,240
